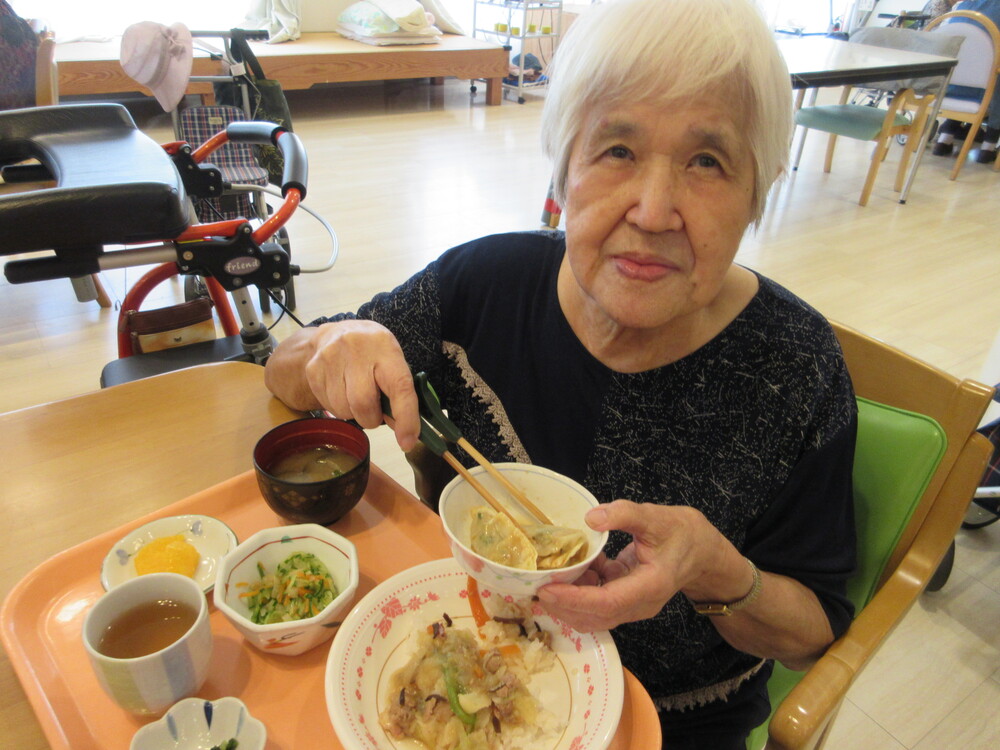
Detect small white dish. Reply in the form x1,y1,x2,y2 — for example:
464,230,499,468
129,696,265,750
101,515,238,594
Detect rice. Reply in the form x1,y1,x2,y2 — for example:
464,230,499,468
379,602,565,750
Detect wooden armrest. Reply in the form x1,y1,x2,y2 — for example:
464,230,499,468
766,431,992,750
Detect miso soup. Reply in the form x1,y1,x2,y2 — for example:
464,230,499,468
269,444,360,483
97,598,198,658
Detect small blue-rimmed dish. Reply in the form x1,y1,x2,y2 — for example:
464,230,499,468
130,696,265,750
101,515,238,594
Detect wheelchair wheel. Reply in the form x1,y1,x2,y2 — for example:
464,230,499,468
925,540,955,593
962,496,1000,529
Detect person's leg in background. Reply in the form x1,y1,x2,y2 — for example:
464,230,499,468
974,124,999,161
974,91,1000,162
933,118,971,156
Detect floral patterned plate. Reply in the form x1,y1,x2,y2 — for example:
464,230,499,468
100,514,238,594
325,558,624,750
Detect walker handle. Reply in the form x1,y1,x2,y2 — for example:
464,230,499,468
5,256,98,283
226,123,308,199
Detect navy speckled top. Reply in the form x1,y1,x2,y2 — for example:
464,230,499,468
314,231,857,710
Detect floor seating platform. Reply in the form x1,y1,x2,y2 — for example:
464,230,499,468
55,32,510,106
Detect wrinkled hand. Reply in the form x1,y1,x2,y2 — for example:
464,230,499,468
302,320,422,450
536,500,718,632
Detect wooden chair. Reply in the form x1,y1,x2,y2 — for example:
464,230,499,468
791,26,964,206
747,320,994,750
924,10,1000,180
33,32,57,107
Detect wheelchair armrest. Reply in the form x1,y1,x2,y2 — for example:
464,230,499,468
0,104,191,257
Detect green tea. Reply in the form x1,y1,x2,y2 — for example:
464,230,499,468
97,599,198,658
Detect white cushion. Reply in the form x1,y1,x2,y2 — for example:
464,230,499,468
301,1,364,32
941,95,984,113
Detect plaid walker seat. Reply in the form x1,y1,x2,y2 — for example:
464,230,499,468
179,104,269,222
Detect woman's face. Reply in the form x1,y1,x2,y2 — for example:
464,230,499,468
559,92,756,341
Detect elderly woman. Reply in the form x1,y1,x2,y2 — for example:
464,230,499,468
265,0,857,746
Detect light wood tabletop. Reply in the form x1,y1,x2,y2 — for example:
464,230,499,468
0,362,299,749
0,361,659,750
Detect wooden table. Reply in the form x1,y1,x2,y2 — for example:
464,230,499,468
0,362,658,749
0,363,298,749
55,32,509,106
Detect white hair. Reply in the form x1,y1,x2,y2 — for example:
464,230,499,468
540,0,792,224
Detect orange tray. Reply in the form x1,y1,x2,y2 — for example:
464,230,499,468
1,469,660,750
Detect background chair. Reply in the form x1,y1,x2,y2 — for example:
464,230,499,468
33,31,56,108
792,26,964,205
924,9,1000,180
0,11,111,307
746,320,994,750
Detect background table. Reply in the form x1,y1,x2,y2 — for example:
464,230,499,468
778,36,957,203
779,36,957,90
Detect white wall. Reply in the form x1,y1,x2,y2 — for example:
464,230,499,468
299,0,472,33
11,0,247,41
17,0,889,45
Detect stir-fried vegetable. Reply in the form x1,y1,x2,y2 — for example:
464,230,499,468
441,660,477,728
210,741,238,750
380,608,558,749
238,552,337,624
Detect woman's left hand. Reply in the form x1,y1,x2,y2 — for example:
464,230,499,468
536,499,721,632
537,500,836,670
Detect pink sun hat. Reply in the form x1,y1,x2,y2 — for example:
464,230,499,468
120,21,193,112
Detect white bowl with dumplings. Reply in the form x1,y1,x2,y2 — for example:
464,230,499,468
439,463,608,597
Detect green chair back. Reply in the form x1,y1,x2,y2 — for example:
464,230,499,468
746,397,947,750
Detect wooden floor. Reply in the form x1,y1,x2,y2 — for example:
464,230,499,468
2,79,1000,748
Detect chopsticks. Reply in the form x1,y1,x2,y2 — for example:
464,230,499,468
380,373,552,528
438,451,531,530
452,438,552,525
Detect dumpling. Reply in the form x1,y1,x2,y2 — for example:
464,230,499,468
526,525,588,570
469,507,538,570
468,507,589,571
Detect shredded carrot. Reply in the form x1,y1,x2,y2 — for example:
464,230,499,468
499,644,521,658
467,576,490,629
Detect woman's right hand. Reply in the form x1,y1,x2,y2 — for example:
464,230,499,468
264,320,422,451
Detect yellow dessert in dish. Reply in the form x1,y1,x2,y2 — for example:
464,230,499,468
133,534,200,578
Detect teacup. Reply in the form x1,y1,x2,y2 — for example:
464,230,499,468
82,572,212,715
